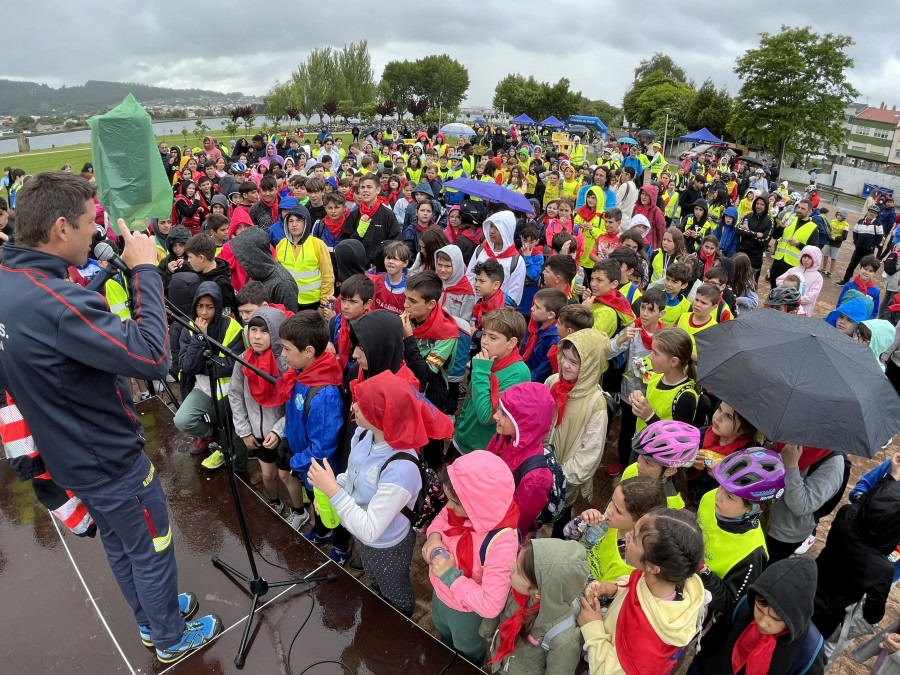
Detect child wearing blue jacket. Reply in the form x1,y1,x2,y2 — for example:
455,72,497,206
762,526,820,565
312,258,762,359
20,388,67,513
278,311,345,540
308,370,453,617
715,206,740,257
518,222,544,315
521,288,565,382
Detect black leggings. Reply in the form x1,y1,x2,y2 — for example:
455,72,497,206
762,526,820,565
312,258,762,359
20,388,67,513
617,404,638,466
764,534,805,564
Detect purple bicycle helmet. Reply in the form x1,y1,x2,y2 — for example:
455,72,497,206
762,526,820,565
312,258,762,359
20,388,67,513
632,420,701,468
713,447,786,502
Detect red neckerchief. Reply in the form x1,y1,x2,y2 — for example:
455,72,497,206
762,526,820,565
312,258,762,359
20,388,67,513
774,443,832,472
274,351,344,403
614,570,680,675
700,249,716,278
483,241,518,260
890,294,900,313
261,196,279,223
442,275,474,301
521,318,555,361
323,214,345,239
412,305,459,341
357,361,419,389
358,199,380,219
633,318,664,350
472,288,506,327
689,314,715,329
593,289,636,320
550,378,576,427
243,348,283,407
266,303,294,318
488,590,540,665
443,501,520,578
731,620,786,675
490,351,524,415
577,205,598,222
336,314,353,369
852,275,875,294
548,343,559,374
702,427,751,458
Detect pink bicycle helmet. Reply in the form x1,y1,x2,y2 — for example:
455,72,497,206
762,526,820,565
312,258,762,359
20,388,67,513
632,420,701,468
713,447,786,502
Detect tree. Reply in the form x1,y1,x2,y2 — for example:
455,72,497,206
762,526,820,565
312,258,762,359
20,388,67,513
337,40,376,105
379,60,419,106
685,78,732,139
336,99,357,122
627,73,696,134
623,53,693,129
576,97,623,127
192,119,211,145
407,97,429,121
492,74,582,121
322,99,338,122
358,102,377,125
728,25,858,160
375,100,396,122
414,54,469,112
633,53,689,85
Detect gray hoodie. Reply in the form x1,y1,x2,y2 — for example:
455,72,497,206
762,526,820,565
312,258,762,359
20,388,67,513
228,306,289,441
437,244,476,322
230,227,299,312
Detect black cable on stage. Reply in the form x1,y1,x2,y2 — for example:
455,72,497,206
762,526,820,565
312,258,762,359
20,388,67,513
285,577,356,675
438,650,458,674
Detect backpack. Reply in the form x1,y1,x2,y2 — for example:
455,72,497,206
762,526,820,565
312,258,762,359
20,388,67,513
447,315,473,384
303,384,349,466
513,445,567,527
379,452,446,532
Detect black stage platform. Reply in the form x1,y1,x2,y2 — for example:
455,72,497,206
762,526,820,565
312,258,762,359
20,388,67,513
0,397,480,674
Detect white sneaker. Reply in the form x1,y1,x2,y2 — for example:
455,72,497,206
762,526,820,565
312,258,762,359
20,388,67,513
794,534,816,555
269,499,285,516
285,508,310,531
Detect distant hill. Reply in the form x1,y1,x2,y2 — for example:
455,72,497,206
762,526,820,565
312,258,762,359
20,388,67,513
0,79,252,117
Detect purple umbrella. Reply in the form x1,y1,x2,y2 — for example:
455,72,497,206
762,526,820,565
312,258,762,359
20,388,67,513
442,178,535,215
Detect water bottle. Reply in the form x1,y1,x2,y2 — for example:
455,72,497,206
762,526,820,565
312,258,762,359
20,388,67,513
573,515,608,548
574,271,584,290
429,547,451,562
314,487,340,529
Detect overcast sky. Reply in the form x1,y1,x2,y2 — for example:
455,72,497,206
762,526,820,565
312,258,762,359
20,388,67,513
8,1,897,110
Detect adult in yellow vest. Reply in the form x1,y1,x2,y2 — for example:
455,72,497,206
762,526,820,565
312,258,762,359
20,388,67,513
569,136,585,166
274,204,334,311
460,144,476,175
769,199,819,284
104,274,131,320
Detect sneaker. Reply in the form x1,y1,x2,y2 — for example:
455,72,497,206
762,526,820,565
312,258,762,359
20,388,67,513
201,450,224,470
605,462,624,477
329,546,351,566
156,614,222,663
835,279,846,286
139,592,200,646
190,435,216,456
165,372,177,383
303,529,333,545
794,534,817,555
139,391,151,401
285,508,310,531
236,470,251,482
349,556,364,571
269,499,285,516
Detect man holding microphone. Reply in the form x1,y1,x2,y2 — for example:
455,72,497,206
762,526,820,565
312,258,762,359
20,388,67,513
0,171,221,663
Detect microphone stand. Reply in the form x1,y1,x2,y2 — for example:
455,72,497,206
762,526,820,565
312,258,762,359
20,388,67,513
164,299,336,667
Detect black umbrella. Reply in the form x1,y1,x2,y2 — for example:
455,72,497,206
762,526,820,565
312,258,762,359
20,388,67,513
636,129,657,139
738,155,765,166
695,309,900,457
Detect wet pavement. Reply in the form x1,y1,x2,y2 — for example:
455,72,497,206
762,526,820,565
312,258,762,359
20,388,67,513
0,398,479,674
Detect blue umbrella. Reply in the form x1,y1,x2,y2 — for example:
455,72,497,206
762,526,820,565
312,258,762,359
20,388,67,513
619,137,638,145
568,124,589,134
473,118,486,125
442,178,535,215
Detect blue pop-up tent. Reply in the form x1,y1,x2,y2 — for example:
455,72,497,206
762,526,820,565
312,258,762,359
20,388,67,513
511,113,536,125
679,127,724,144
566,115,607,135
539,116,565,128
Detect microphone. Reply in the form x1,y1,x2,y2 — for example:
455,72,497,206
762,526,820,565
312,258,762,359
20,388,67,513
93,241,130,276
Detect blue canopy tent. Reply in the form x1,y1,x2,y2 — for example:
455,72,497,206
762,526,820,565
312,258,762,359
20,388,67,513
566,115,607,140
511,113,537,125
679,127,724,144
539,116,565,128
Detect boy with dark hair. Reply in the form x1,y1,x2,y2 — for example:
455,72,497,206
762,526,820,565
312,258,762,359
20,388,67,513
471,259,508,329
582,258,636,339
521,288,566,382
452,307,530,455
278,311,345,544
400,271,460,468
676,282,720,358
660,261,693,327
371,240,410,316
235,280,270,323
329,273,374,370
185,233,237,315
250,174,279,229
551,232,578,258
519,222,544,314
609,246,642,311
340,173,403,267
157,224,192,292
702,264,735,322
311,191,347,252
836,253,881,317
542,254,578,297
238,181,259,212
173,282,247,472
288,175,309,205
304,177,328,223
206,214,230,253
546,304,595,374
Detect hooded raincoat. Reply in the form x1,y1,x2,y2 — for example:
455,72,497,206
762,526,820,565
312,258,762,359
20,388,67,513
632,183,666,251
230,226,300,312
776,245,823,317
465,210,526,304
437,244,476,322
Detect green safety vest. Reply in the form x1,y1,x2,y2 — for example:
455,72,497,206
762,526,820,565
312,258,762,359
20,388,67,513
695,488,767,579
622,462,686,509
774,216,818,267
461,155,475,175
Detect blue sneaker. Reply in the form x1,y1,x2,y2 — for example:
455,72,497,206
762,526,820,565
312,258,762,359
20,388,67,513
303,529,333,545
156,614,222,663
139,591,199,646
329,546,350,566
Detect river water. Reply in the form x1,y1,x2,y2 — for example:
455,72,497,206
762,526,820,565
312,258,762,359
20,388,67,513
0,118,233,156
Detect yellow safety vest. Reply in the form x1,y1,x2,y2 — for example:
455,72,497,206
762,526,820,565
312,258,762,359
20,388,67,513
622,462,685,509
406,166,423,184
461,155,475,175
695,488,767,579
185,317,243,400
651,251,677,282
588,526,633,583
774,216,818,267
663,191,680,219
275,237,323,305
570,144,585,166
649,152,667,176
636,374,698,432
443,167,467,194
105,277,131,320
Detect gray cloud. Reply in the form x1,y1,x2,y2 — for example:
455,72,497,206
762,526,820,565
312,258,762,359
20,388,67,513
9,0,895,109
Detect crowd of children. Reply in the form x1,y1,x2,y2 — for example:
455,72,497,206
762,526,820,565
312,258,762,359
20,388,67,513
6,126,900,673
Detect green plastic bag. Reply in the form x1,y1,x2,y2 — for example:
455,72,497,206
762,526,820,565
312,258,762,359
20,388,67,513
88,94,172,233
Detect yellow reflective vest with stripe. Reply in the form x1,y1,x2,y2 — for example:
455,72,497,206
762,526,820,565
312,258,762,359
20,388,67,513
275,236,324,305
774,215,818,267
443,167,467,195
105,276,131,320
570,144,585,166
695,488,767,579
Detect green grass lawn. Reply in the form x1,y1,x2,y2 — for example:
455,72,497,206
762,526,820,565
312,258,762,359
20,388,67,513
0,129,355,176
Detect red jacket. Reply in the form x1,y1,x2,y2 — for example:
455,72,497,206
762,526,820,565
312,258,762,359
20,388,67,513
632,184,667,250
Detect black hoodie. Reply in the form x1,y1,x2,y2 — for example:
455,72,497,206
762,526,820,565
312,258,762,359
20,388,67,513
167,271,202,390
812,475,900,638
230,227,299,312
699,557,825,675
736,194,774,257
157,224,192,290
348,309,407,382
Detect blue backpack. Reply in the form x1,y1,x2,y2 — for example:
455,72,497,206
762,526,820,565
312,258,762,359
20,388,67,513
513,445,567,528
